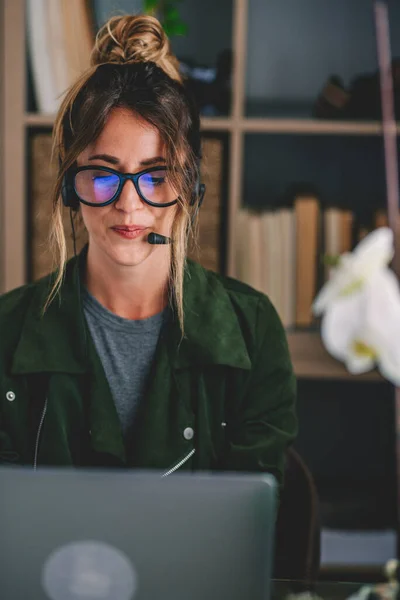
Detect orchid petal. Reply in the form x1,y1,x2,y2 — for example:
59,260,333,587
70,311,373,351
362,269,400,385
320,292,364,361
313,228,394,316
313,254,355,315
353,227,394,271
345,348,376,375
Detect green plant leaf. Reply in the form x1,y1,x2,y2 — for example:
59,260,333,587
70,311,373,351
170,22,188,36
321,253,341,267
144,0,188,37
144,0,159,12
165,6,180,20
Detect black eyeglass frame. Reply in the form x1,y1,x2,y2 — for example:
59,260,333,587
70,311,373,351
72,165,179,208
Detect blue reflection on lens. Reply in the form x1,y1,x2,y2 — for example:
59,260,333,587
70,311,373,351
93,174,119,203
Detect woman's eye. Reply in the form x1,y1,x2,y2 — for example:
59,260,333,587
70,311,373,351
150,177,165,185
93,175,115,182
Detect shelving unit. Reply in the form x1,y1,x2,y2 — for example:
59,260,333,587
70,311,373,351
0,0,393,382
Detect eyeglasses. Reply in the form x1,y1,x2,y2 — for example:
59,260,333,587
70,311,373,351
72,165,179,208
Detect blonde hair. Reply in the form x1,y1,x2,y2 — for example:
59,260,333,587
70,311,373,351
46,14,201,335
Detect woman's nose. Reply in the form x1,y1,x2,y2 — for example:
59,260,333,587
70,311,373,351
114,179,143,212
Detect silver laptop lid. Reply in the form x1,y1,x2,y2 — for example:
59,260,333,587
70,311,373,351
0,467,277,600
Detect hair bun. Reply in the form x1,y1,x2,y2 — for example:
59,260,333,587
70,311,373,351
91,14,182,82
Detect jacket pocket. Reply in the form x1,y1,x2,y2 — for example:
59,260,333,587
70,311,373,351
162,448,196,477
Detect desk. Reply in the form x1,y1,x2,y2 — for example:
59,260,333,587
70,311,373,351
273,580,395,600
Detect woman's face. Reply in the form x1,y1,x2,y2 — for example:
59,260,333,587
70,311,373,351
76,107,177,268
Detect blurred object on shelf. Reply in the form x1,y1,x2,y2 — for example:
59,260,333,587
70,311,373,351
26,0,95,114
295,194,321,328
375,209,389,229
313,75,351,119
324,208,354,280
180,49,232,116
314,60,400,121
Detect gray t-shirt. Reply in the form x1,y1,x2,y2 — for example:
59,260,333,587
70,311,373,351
83,288,167,441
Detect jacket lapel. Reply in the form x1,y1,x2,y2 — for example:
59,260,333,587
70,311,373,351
10,248,126,465
11,250,88,376
128,261,253,471
171,260,252,370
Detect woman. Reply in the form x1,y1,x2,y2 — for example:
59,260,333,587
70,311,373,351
0,14,297,481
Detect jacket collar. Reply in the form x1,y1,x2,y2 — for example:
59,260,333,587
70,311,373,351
170,260,251,370
11,246,251,374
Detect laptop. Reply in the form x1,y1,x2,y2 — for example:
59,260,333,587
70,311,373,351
0,467,277,600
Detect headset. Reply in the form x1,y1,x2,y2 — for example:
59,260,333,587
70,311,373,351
61,165,206,245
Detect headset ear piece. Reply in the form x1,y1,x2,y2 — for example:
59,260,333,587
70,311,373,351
198,183,206,209
61,171,79,210
61,176,69,207
189,181,206,227
190,174,206,207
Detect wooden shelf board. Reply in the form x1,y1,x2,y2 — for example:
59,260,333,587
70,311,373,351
241,118,399,135
200,117,234,131
25,113,399,136
25,113,55,126
287,331,383,381
24,113,234,131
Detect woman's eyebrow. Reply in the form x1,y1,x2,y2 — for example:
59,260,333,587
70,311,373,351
87,153,120,164
87,154,167,166
139,156,167,166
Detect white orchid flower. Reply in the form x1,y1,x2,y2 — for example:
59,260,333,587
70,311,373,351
312,227,400,385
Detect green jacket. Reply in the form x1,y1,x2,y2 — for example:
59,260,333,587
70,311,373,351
0,249,297,482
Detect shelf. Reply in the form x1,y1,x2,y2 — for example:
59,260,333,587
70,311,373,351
24,112,235,131
241,118,399,136
287,331,383,381
25,112,400,136
25,113,55,127
201,117,233,131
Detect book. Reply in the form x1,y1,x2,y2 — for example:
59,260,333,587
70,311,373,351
295,195,320,327
234,208,265,291
61,0,94,84
26,0,59,113
340,209,353,254
234,209,251,285
324,207,353,280
375,209,389,229
246,210,264,291
278,208,296,329
260,210,281,314
358,226,370,242
27,0,94,113
235,207,296,329
47,0,70,105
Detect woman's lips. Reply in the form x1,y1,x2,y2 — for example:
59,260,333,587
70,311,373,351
111,226,148,240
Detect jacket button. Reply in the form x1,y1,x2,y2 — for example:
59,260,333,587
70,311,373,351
6,391,15,402
183,427,194,440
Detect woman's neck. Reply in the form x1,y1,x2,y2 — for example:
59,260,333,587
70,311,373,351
84,245,170,320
